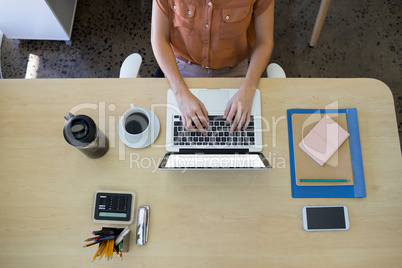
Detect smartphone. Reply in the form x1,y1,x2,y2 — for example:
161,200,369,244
302,205,349,231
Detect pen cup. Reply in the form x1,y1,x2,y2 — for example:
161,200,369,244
85,227,131,262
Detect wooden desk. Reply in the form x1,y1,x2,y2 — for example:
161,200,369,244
0,78,401,267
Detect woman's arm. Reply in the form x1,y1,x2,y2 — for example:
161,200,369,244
151,0,209,135
224,0,275,132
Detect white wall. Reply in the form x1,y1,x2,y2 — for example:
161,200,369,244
0,0,76,40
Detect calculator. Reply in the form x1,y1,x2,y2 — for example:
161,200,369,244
92,190,136,224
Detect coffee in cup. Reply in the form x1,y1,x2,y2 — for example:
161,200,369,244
120,104,151,145
125,112,149,135
119,104,160,148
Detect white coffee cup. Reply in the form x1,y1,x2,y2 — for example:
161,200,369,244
121,104,151,144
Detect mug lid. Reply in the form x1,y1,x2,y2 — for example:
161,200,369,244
63,114,97,147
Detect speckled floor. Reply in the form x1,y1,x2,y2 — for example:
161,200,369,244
1,0,401,147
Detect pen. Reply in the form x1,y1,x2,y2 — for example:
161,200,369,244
85,235,108,242
93,235,117,242
92,229,115,236
300,179,350,182
115,226,130,245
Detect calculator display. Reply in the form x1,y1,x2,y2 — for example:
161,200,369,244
99,212,127,218
94,193,132,221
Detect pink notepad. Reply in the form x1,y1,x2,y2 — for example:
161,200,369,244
298,115,350,166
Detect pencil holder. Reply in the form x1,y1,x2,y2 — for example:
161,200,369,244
84,226,131,262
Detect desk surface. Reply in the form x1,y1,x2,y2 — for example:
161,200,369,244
0,78,401,267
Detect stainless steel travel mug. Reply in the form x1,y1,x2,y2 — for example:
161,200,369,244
63,113,109,158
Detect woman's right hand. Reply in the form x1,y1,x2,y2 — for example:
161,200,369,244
173,82,209,135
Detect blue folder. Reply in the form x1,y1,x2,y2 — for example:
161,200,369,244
287,108,366,198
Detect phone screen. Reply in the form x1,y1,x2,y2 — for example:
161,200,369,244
306,206,347,230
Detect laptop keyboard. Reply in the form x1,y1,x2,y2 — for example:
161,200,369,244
173,115,255,147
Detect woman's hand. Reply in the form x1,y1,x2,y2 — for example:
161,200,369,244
223,84,256,133
223,0,274,133
174,83,209,135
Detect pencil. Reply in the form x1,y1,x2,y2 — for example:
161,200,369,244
113,244,119,258
99,241,107,260
106,240,111,260
92,242,104,262
83,241,100,247
300,179,350,182
119,243,123,260
108,239,114,260
104,240,109,260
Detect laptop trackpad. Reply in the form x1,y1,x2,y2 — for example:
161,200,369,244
198,90,229,114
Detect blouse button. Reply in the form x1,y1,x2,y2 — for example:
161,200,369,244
225,15,230,20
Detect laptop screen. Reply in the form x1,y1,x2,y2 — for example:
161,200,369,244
159,153,270,169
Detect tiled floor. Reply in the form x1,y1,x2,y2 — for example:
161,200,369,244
1,0,401,147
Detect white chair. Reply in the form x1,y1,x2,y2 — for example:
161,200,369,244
119,53,142,78
267,63,286,78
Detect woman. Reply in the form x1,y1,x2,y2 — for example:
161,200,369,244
151,0,274,135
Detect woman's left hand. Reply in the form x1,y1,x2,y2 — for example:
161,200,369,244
223,84,256,133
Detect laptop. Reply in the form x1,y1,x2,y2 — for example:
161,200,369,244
158,88,271,170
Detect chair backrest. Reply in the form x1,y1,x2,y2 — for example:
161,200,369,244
267,63,286,78
119,53,142,78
